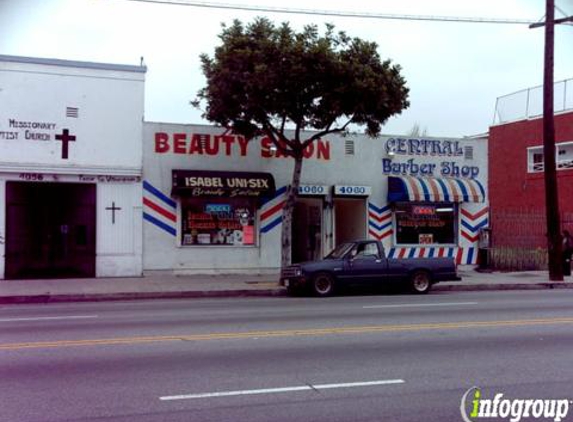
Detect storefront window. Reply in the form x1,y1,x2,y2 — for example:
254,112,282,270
394,202,456,245
181,197,256,246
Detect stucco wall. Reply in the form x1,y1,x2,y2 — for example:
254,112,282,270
0,55,146,278
143,123,488,273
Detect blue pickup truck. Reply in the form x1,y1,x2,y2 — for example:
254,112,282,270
280,240,461,296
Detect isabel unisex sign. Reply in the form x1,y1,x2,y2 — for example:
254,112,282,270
172,170,275,198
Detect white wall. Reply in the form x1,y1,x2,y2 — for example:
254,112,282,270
0,57,145,173
143,123,488,273
96,183,143,277
0,56,145,278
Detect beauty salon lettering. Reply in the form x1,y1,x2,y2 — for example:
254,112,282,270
154,132,331,160
383,138,480,179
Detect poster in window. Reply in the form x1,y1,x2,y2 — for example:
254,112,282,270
419,234,433,244
243,225,254,245
197,233,212,244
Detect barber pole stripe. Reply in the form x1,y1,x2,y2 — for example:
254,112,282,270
368,203,393,241
260,186,287,234
460,205,489,244
388,247,478,264
143,180,177,236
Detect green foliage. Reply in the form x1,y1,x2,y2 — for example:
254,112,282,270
195,17,409,149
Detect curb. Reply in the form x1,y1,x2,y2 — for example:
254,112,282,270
0,289,287,304
434,282,573,292
2,282,573,304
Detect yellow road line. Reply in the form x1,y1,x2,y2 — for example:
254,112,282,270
2,317,573,351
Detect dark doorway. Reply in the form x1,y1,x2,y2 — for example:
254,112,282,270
334,198,366,247
5,182,96,279
291,198,323,263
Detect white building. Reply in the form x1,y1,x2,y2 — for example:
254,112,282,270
0,55,146,279
143,123,488,275
0,54,488,279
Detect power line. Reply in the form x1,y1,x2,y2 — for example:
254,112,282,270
122,0,538,25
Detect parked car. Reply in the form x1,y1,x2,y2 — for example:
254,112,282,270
280,240,461,296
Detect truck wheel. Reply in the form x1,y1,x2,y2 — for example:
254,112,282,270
312,273,335,297
410,270,431,294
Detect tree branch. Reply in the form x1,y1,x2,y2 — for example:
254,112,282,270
262,121,295,157
301,118,353,149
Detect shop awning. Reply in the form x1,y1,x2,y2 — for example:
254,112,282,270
172,170,275,198
388,176,485,203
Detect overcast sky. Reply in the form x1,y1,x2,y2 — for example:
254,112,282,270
1,0,572,137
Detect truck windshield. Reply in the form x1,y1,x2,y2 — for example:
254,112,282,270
325,243,354,259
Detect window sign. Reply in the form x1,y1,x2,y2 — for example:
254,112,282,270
419,234,434,244
412,205,436,216
181,197,256,246
395,202,456,245
205,204,232,214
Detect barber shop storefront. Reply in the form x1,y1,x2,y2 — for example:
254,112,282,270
379,137,489,263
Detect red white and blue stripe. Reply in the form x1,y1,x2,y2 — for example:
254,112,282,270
143,180,177,236
368,203,393,241
388,176,485,203
388,247,477,265
260,186,287,234
461,206,489,244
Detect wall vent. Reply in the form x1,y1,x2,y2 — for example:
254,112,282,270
66,107,79,118
345,140,355,155
464,146,474,160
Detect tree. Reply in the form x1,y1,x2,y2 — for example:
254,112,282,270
194,17,409,269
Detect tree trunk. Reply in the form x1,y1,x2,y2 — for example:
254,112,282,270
280,155,303,269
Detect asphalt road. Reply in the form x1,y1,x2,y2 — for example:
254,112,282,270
2,290,573,422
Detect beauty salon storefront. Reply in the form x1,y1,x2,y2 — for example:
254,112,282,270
143,122,488,275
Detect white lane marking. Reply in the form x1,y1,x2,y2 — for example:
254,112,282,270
160,379,405,401
0,315,99,322
363,302,478,309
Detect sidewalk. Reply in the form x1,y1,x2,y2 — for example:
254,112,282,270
1,269,572,304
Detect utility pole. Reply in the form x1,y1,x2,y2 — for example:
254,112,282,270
530,2,573,281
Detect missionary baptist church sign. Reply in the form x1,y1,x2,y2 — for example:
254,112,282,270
382,138,480,179
2,118,77,159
